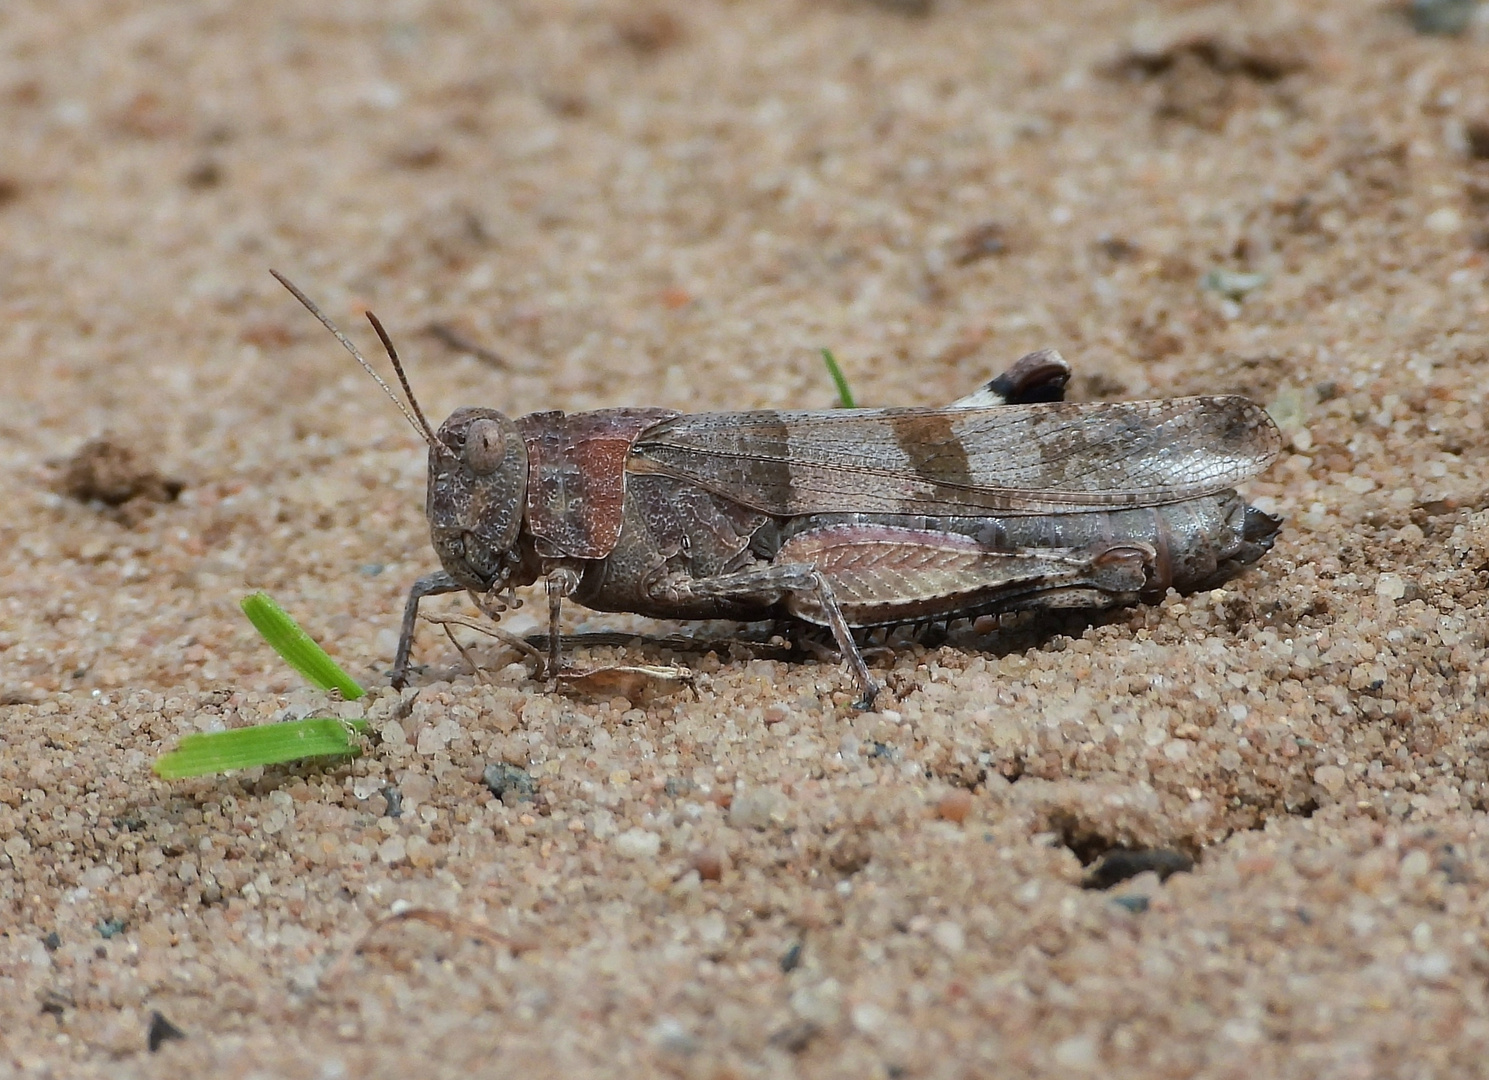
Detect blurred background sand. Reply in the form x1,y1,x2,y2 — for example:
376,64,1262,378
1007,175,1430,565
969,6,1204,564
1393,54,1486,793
4,1,1489,1076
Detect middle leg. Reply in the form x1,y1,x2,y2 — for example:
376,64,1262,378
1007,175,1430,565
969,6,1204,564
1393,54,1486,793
652,562,880,708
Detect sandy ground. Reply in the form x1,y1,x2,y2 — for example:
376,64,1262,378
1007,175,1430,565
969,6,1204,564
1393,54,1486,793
4,0,1489,1076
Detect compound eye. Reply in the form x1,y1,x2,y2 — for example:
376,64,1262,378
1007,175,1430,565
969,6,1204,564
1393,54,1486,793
464,418,506,475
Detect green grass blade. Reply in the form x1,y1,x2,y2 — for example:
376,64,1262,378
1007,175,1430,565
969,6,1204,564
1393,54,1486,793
821,348,856,409
153,718,369,779
240,592,364,699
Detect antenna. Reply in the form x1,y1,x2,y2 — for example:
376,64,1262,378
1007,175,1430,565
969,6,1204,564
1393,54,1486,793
362,309,441,448
269,270,441,450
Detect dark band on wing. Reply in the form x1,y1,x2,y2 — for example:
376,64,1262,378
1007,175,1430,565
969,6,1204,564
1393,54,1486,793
628,398,1282,517
891,411,974,494
738,412,794,510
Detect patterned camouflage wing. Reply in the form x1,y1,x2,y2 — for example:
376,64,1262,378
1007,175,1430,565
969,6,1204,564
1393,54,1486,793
626,397,1281,516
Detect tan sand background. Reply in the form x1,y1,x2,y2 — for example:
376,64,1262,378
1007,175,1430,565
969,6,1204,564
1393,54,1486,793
4,0,1489,1076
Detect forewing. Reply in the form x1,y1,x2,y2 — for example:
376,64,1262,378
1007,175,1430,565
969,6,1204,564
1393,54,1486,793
628,397,1281,516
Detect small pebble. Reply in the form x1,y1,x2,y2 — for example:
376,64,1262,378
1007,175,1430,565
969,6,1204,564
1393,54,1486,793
729,787,788,830
1425,207,1462,235
850,1002,888,1035
789,979,842,1027
147,1011,186,1053
689,847,724,881
646,1016,698,1056
1083,849,1194,890
1406,950,1454,984
1314,765,1347,796
1400,849,1431,880
930,920,965,955
1201,268,1269,301
936,789,974,823
483,763,536,803
1374,573,1407,602
1052,1034,1101,1072
1409,0,1477,35
614,828,662,859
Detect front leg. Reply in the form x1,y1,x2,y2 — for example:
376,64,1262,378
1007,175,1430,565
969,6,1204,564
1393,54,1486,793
653,563,880,709
543,560,584,680
392,570,464,688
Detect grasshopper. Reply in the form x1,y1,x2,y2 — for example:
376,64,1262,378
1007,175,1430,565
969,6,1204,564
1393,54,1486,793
272,272,1282,708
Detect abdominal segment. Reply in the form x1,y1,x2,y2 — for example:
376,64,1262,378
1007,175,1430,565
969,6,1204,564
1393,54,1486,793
774,525,1147,625
774,492,1278,627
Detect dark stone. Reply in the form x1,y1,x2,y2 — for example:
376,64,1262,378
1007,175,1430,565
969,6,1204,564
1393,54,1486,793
1083,848,1195,890
483,763,536,803
147,1011,186,1052
96,917,127,939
